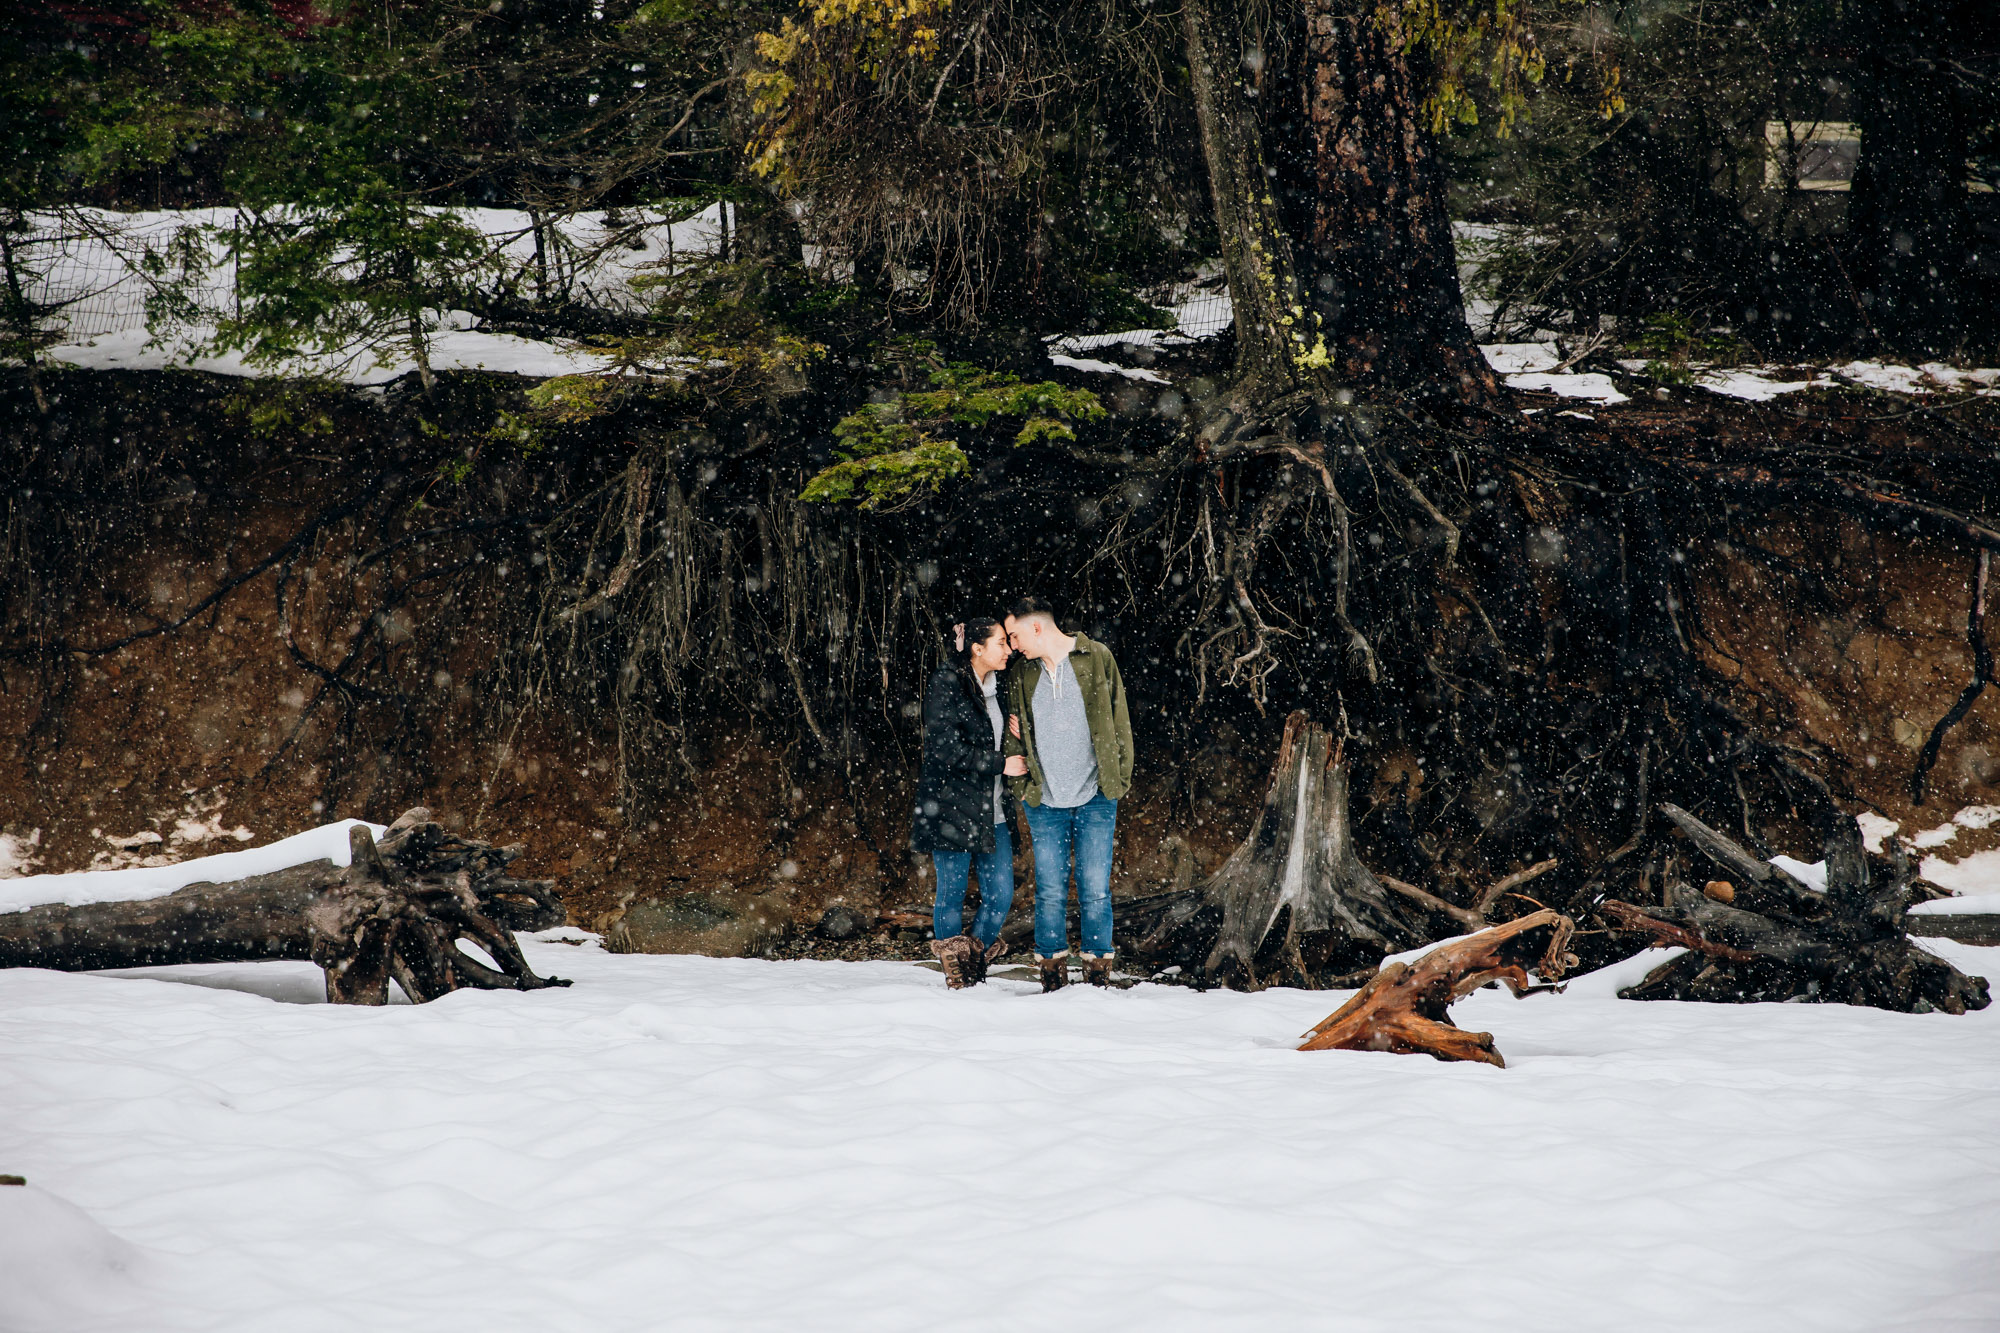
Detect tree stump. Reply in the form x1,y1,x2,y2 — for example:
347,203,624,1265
0,808,570,1005
1296,909,1579,1067
1120,711,1433,986
1600,804,1990,1014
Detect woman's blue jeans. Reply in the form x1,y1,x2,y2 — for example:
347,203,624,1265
931,821,1016,948
1021,792,1117,956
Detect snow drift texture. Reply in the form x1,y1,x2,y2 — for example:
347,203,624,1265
2,937,1997,1332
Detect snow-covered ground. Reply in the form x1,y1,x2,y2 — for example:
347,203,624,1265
22,204,730,383
3,937,1998,1333
19,207,2000,406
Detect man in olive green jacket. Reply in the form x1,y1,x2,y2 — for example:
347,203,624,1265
1001,597,1133,990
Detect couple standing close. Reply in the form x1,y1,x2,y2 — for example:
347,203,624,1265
911,597,1132,992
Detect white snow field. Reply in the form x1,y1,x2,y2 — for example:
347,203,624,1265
3,937,1998,1333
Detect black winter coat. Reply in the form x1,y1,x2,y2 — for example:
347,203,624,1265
910,665,1008,854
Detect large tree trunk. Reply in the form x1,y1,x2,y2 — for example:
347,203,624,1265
1120,711,1438,985
1181,0,1317,400
1274,1,1498,399
1181,0,1496,402
0,809,570,1004
1601,804,1990,1015
1846,0,1984,355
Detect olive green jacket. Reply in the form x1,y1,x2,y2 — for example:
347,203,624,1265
1002,632,1134,806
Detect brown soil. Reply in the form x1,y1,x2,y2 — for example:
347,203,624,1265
4,375,1997,949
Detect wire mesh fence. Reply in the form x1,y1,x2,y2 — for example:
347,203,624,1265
8,205,1238,360
5,210,238,343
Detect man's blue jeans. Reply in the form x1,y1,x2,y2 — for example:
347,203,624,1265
931,821,1016,948
1021,792,1117,956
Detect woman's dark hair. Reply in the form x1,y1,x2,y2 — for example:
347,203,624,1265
949,615,1006,706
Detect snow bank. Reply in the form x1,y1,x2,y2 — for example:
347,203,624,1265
1687,362,2000,401
1502,370,1630,404
1693,368,1830,400
1838,807,2000,912
1916,850,2000,906
1912,891,2000,917
0,1180,150,1332
3,944,1996,1331
0,819,384,914
21,204,731,384
1836,361,2000,396
45,325,617,384
1047,353,1169,384
1768,854,1828,891
1478,344,1631,404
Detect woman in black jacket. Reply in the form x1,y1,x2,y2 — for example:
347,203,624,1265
913,615,1028,988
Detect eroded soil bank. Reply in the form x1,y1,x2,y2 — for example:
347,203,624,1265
3,369,1996,948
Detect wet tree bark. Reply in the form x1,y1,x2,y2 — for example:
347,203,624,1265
0,809,570,1004
1181,0,1316,399
1602,804,1990,1014
1274,0,1498,399
1181,0,1496,402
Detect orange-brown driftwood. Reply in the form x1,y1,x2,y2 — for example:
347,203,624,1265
1296,909,1578,1067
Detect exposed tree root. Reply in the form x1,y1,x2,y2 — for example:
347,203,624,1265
0,807,569,1005
1296,909,1578,1067
1602,804,1990,1014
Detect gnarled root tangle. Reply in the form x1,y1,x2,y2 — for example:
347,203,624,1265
1296,910,1578,1067
1601,805,1989,1015
305,810,573,1005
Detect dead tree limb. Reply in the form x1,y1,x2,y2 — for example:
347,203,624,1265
1296,909,1578,1067
0,808,568,1004
1603,805,1989,1014
1911,549,1992,805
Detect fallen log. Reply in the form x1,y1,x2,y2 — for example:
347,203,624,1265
1601,805,1990,1014
0,808,569,1004
1297,910,1579,1067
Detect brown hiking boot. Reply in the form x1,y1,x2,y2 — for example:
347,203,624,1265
1037,953,1069,992
930,935,975,989
1082,954,1115,988
962,936,1005,986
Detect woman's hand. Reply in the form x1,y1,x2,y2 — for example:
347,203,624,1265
1007,714,1021,738
1003,754,1029,777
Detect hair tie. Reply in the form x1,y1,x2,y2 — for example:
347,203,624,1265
952,623,965,652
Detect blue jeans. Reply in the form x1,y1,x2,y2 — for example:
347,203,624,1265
1021,792,1117,956
931,821,1016,948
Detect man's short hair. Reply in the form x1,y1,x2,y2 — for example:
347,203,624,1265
1007,596,1058,627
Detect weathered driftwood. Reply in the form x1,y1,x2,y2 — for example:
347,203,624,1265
0,808,568,1004
1601,804,1990,1014
307,822,569,1003
1297,910,1578,1067
1116,712,1431,986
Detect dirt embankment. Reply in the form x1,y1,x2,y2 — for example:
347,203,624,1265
0,371,1268,938
3,372,1996,943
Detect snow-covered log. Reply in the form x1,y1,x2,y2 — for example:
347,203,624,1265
0,809,567,1004
1600,804,1990,1014
1296,909,1579,1067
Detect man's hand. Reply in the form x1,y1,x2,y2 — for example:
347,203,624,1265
1003,754,1029,777
1007,714,1021,738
